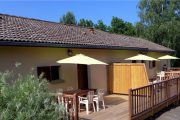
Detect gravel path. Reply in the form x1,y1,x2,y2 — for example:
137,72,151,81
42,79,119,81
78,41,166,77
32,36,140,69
156,105,180,120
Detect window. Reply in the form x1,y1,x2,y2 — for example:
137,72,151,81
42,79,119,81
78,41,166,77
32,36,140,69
132,60,136,63
149,61,156,69
37,66,60,82
152,61,156,67
141,60,145,63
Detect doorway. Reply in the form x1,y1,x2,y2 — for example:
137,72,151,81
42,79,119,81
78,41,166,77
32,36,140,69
77,64,88,90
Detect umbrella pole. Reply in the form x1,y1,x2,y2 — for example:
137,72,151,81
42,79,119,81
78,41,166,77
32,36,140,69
168,59,170,70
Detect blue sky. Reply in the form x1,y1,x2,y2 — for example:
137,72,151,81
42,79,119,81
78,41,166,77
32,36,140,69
0,0,140,25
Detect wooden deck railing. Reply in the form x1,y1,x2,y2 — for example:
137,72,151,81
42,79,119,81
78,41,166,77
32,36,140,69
54,93,76,120
129,77,180,120
170,67,180,71
61,95,76,120
165,71,180,79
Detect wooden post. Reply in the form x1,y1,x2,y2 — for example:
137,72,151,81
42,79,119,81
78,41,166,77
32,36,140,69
178,78,180,104
176,78,179,105
129,89,132,120
72,93,78,120
166,80,169,107
150,85,154,116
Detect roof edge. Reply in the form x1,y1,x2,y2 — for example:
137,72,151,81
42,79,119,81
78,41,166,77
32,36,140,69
0,40,175,53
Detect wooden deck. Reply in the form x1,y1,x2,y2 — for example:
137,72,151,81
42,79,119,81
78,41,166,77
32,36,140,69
61,76,180,120
79,94,129,120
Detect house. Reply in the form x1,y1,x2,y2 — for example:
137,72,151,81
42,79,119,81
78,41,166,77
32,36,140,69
0,13,174,92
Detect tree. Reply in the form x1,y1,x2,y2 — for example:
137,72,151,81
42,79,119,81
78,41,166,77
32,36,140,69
78,18,94,27
85,20,94,27
110,16,125,34
136,0,180,66
78,19,86,27
60,11,77,25
94,20,107,31
124,22,136,36
109,16,136,36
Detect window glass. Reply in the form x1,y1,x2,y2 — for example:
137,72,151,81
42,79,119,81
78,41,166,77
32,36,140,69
132,60,136,63
37,66,60,81
149,61,156,69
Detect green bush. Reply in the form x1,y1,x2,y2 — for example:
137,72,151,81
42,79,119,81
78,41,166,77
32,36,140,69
0,71,66,120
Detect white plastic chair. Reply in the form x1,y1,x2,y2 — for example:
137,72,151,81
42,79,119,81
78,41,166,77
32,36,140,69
56,88,63,104
78,91,95,114
66,87,74,91
56,89,63,104
157,71,165,81
56,88,69,112
160,71,165,81
93,89,105,111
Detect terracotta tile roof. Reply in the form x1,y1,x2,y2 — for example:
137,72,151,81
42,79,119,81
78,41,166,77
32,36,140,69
0,13,174,53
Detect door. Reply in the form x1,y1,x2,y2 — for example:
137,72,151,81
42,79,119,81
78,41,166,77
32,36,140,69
77,64,88,90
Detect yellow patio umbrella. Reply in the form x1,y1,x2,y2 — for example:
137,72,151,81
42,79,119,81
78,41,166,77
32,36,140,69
125,54,158,61
158,55,179,70
158,55,179,60
57,54,107,65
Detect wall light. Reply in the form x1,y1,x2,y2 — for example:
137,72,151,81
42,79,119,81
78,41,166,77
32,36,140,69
67,49,73,56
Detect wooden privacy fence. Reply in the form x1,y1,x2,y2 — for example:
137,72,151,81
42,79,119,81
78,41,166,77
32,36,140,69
109,63,149,94
129,77,180,120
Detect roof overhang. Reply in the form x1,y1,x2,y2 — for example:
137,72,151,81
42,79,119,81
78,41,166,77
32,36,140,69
0,40,175,54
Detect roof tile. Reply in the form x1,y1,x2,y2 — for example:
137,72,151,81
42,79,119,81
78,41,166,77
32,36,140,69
0,13,174,52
